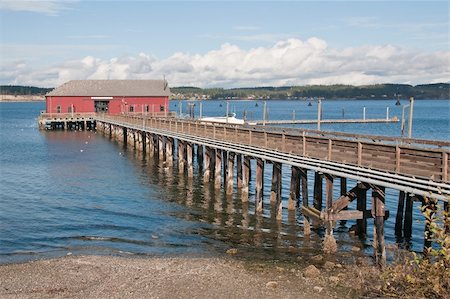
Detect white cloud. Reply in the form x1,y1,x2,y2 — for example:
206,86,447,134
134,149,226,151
0,0,74,16
2,37,449,88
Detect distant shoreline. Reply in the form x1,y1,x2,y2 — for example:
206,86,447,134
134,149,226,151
1,95,44,102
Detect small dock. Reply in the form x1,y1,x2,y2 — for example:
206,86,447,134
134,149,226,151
251,117,399,125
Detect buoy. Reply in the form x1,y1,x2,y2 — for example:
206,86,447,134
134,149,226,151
80,149,84,152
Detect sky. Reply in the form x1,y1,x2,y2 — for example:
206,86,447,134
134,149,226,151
0,0,449,88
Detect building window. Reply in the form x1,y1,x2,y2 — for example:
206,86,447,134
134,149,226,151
145,105,149,112
129,105,134,112
160,105,164,112
68,106,75,113
56,106,61,113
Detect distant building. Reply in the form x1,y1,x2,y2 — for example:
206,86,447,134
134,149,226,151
45,80,170,115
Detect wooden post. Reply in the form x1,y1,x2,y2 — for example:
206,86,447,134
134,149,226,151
324,174,337,253
197,144,203,170
395,191,406,238
241,156,250,202
222,151,228,185
300,168,310,235
178,140,185,174
404,193,413,240
313,172,323,211
373,185,386,268
445,201,449,234
166,138,173,166
236,154,243,188
255,158,264,213
270,162,282,220
288,166,299,210
203,147,211,182
158,135,164,160
356,183,368,237
226,152,235,195
141,131,146,154
214,149,222,189
123,127,127,146
186,142,193,177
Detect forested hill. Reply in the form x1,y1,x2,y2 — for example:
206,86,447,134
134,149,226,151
171,83,450,100
1,83,449,99
0,85,52,95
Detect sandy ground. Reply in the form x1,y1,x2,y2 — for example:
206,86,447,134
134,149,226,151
0,255,352,299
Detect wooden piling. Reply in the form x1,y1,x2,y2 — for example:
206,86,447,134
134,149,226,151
241,156,250,202
166,138,173,166
270,162,282,220
356,183,368,237
288,166,299,210
373,185,386,268
123,127,127,146
445,201,449,234
214,149,222,189
197,145,203,170
203,147,211,182
324,174,337,253
186,142,193,177
141,131,146,153
300,168,310,235
226,152,235,195
158,135,164,160
178,140,185,174
395,191,406,238
236,154,243,188
255,158,264,213
313,172,323,211
404,193,413,240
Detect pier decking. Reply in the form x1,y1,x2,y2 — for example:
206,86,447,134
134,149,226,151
39,112,450,267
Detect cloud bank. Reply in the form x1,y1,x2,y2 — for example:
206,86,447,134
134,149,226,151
2,38,449,88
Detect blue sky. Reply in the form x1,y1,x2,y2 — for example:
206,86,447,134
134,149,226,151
0,1,448,87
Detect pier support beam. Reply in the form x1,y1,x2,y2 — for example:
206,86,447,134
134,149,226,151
373,185,386,268
141,131,146,154
178,141,185,174
255,158,264,213
197,145,203,170
203,147,211,182
226,152,235,195
395,191,406,238
288,166,300,210
404,193,413,240
158,135,164,160
236,154,243,188
241,156,250,202
301,168,310,236
165,138,173,166
214,149,222,189
313,172,323,212
269,162,282,219
356,183,368,237
323,174,337,253
123,127,127,146
186,142,193,177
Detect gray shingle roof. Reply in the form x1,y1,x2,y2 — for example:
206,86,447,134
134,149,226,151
46,80,170,97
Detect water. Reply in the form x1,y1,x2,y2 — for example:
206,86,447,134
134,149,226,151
1,100,448,264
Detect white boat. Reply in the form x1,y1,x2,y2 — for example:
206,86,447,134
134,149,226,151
199,113,245,125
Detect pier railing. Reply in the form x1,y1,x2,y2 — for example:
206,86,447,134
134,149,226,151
99,114,450,185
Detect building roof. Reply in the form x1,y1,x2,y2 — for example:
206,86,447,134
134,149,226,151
46,80,170,97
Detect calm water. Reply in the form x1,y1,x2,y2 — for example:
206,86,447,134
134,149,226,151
0,100,449,264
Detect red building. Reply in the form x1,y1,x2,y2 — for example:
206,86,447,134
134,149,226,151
45,80,170,115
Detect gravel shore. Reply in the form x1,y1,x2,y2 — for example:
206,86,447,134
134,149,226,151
0,255,340,299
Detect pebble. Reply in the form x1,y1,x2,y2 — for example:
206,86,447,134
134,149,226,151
313,286,323,293
266,281,278,289
351,246,360,252
303,265,320,279
329,276,339,284
323,261,335,270
310,255,323,262
226,248,238,255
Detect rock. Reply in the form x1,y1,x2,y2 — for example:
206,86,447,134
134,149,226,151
226,248,238,255
313,286,323,293
275,266,284,272
351,246,360,252
335,263,343,269
323,261,335,270
266,281,278,289
329,276,339,284
303,265,320,279
310,255,323,263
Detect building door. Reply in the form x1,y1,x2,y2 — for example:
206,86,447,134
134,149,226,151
94,101,109,113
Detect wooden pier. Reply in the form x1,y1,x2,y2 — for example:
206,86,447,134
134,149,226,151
252,117,399,125
39,112,450,268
